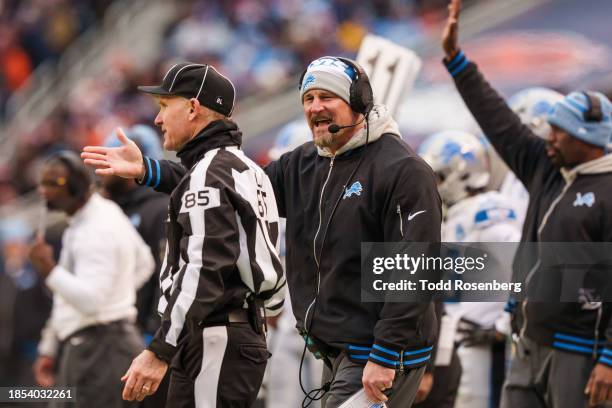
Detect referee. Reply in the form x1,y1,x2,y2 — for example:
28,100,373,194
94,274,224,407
83,63,285,407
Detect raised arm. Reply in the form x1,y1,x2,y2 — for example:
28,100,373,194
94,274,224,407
441,0,554,190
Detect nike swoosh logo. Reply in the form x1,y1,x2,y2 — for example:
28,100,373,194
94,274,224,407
407,210,426,221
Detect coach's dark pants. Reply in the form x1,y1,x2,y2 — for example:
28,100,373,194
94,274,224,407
500,336,604,408
166,323,270,408
320,351,426,408
50,321,143,408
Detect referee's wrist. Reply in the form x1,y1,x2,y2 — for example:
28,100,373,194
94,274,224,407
144,349,168,364
146,337,176,363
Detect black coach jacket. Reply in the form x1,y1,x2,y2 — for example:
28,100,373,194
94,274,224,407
264,105,441,370
446,54,612,365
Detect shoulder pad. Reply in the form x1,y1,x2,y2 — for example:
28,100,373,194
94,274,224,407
474,207,517,228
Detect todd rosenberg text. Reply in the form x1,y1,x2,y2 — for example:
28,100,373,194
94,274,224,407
372,279,523,293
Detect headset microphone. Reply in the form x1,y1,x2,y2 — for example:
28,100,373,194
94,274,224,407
327,116,366,134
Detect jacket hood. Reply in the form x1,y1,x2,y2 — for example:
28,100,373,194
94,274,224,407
317,104,401,157
561,153,612,183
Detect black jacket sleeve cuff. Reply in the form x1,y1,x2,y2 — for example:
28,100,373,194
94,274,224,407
599,348,612,367
443,50,470,78
367,340,434,370
147,335,178,364
136,156,162,188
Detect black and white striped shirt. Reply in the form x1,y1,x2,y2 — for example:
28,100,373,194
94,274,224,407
146,121,285,361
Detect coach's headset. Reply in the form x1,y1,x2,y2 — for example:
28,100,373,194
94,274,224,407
297,58,375,407
298,57,374,116
582,91,604,122
48,151,93,200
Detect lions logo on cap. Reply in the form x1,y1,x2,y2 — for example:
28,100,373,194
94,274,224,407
308,57,356,81
302,73,316,92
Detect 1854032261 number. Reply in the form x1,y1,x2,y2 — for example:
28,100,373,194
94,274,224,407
2,387,76,402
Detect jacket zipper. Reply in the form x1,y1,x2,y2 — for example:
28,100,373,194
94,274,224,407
399,315,424,374
313,156,336,267
542,171,605,358
519,298,529,340
539,175,603,358
594,306,603,359
519,259,539,340
397,204,404,238
536,182,573,237
520,179,574,341
304,156,335,328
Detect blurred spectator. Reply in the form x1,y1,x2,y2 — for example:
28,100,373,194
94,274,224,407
0,218,52,389
0,22,32,106
100,125,170,408
100,125,166,340
29,151,154,407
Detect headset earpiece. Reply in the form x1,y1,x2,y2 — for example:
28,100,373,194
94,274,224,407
336,57,374,115
48,151,92,199
298,69,307,92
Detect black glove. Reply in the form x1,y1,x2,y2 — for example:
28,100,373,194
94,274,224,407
456,317,502,347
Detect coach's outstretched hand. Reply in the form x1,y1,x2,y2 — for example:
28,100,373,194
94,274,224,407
442,0,462,60
81,127,145,179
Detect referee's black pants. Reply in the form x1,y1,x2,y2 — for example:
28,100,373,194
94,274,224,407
166,323,270,408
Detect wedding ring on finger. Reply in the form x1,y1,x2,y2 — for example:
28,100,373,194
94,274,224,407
380,382,392,391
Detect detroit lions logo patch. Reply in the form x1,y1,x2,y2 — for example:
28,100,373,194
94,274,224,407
343,181,363,199
302,73,316,92
573,192,595,207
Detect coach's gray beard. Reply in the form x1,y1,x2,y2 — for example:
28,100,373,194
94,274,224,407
313,131,337,149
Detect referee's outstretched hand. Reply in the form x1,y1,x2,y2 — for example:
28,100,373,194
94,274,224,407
81,127,145,179
442,0,461,60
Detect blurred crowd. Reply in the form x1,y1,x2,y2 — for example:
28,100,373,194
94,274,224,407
0,0,115,117
0,0,462,206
